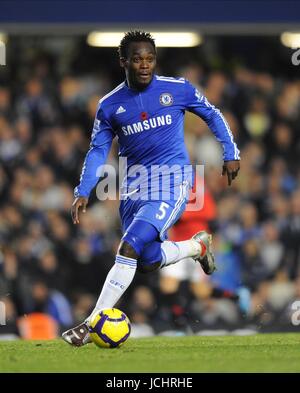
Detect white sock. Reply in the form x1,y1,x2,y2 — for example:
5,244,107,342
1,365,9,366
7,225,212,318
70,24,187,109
160,240,201,268
86,254,137,323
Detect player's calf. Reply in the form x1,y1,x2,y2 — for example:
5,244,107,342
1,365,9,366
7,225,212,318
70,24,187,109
137,260,161,273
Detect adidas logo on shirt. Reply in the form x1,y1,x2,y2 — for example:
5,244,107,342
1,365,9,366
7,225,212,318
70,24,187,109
116,106,126,114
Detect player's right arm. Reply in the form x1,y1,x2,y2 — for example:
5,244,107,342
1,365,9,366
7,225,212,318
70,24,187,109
71,102,115,224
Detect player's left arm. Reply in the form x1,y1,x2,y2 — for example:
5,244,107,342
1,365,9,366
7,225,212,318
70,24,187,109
184,80,240,186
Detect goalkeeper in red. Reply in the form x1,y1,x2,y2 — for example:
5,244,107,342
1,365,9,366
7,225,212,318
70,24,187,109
62,31,240,346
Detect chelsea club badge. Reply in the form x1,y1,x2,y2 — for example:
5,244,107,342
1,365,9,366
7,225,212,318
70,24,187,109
159,93,173,106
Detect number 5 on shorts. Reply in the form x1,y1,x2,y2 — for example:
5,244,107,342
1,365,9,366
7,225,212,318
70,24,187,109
156,202,170,220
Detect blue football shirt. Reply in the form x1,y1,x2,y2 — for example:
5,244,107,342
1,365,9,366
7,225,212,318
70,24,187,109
74,75,240,198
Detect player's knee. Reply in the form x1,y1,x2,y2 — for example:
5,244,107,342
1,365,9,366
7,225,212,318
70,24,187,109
118,240,139,260
121,230,146,256
137,261,161,274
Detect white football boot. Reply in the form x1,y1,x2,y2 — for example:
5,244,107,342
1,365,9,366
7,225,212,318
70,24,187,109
192,231,216,275
62,322,92,347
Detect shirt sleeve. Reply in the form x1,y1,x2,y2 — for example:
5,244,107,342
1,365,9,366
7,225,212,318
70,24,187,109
74,102,115,198
184,80,240,161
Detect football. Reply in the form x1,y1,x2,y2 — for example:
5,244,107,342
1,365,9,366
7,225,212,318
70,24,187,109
88,308,131,348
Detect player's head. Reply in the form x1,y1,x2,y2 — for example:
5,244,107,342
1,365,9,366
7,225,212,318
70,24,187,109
118,30,156,90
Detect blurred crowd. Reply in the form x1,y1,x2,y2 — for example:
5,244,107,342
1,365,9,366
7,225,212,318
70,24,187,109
0,37,300,339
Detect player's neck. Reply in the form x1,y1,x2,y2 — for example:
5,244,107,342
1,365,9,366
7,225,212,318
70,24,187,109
126,76,155,92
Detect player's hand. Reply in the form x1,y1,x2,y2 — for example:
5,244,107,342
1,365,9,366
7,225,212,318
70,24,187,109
71,197,88,224
222,160,240,186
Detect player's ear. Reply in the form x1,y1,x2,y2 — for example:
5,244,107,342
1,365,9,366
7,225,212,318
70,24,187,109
119,57,127,68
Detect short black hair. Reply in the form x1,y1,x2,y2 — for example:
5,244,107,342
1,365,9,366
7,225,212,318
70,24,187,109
118,30,156,59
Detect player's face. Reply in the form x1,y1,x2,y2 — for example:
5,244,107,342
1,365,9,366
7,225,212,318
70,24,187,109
121,42,156,90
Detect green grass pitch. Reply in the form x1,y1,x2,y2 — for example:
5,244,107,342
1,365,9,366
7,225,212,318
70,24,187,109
0,333,300,372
